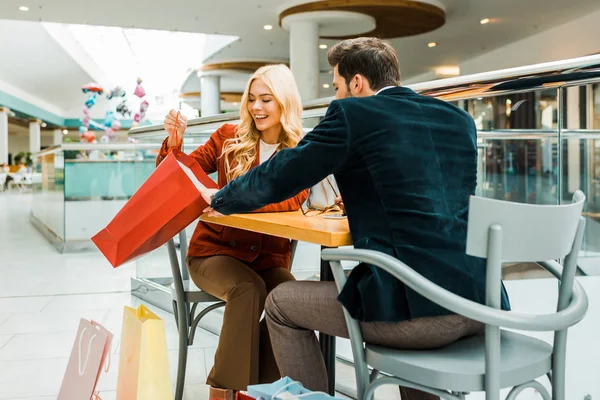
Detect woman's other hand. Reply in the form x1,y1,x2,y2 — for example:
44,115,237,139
164,109,187,148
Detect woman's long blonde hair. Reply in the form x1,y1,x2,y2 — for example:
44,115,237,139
222,64,303,182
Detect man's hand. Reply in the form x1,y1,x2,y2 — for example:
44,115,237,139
164,109,188,148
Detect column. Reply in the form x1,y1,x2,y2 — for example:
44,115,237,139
288,20,319,101
201,75,221,117
0,108,8,165
29,120,41,154
53,129,63,146
566,86,581,194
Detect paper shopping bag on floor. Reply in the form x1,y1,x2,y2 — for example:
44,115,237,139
247,377,344,400
57,319,113,400
92,148,218,267
116,305,172,400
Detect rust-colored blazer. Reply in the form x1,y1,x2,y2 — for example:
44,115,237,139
157,123,309,270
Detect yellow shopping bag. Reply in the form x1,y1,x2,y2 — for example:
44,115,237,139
116,305,173,400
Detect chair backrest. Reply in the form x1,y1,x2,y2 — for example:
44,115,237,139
466,191,585,262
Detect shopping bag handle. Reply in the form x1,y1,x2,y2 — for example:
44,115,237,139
78,327,97,376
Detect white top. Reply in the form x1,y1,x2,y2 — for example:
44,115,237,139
259,140,280,164
375,86,396,95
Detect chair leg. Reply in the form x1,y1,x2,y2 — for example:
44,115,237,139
174,299,190,400
172,300,179,329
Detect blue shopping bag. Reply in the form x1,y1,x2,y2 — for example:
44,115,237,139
247,377,344,400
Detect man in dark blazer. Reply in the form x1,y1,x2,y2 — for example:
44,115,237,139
204,37,511,400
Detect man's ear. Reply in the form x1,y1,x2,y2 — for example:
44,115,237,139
351,74,363,94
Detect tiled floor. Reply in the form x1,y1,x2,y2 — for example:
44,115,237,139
0,191,599,399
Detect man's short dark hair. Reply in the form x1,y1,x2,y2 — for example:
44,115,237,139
327,37,401,91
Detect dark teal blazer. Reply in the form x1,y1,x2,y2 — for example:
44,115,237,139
211,87,511,322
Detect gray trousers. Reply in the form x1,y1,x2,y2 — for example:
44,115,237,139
265,281,484,400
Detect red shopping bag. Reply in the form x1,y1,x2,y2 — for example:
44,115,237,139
57,319,113,400
92,149,217,267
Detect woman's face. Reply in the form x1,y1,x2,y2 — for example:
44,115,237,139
247,78,282,133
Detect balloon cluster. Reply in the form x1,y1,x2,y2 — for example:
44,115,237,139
80,83,104,143
79,78,150,143
132,78,149,127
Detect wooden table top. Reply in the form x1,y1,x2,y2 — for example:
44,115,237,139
200,210,352,247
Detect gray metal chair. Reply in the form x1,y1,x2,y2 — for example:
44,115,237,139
167,230,299,400
167,230,225,400
322,191,588,400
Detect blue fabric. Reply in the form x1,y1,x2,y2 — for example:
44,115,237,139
212,87,511,322
247,377,343,399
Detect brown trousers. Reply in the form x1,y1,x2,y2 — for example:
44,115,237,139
265,281,484,400
187,256,295,391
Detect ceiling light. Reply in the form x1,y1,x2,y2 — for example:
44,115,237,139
480,18,490,25
263,25,273,30
18,6,29,11
428,42,437,48
435,66,460,77
62,129,68,135
41,122,47,127
319,44,328,49
323,84,330,89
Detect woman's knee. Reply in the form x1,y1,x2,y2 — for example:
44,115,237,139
228,276,268,303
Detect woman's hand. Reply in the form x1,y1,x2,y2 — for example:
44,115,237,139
335,196,346,216
199,188,224,217
164,109,188,148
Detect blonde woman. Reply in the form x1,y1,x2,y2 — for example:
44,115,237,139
158,64,308,399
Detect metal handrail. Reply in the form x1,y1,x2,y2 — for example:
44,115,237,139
34,143,159,157
129,54,600,139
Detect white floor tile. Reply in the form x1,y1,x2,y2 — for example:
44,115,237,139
95,392,116,400
0,358,69,398
37,278,130,296
168,348,208,385
181,383,211,400
0,335,14,350
42,292,134,313
0,331,78,361
0,281,50,297
204,347,216,375
0,297,53,314
0,309,108,335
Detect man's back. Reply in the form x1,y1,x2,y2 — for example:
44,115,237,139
332,87,510,322
211,86,510,323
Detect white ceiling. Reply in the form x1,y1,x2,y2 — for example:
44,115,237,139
0,18,93,113
0,0,600,118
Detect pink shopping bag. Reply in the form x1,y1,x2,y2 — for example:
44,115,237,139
57,319,113,400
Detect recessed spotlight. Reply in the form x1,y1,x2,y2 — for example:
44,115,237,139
62,129,68,135
480,18,490,25
323,84,330,89
18,6,29,11
263,25,273,30
428,42,437,48
319,44,328,49
41,122,47,127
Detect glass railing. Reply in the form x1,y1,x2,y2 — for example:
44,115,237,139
128,54,600,309
31,143,157,252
